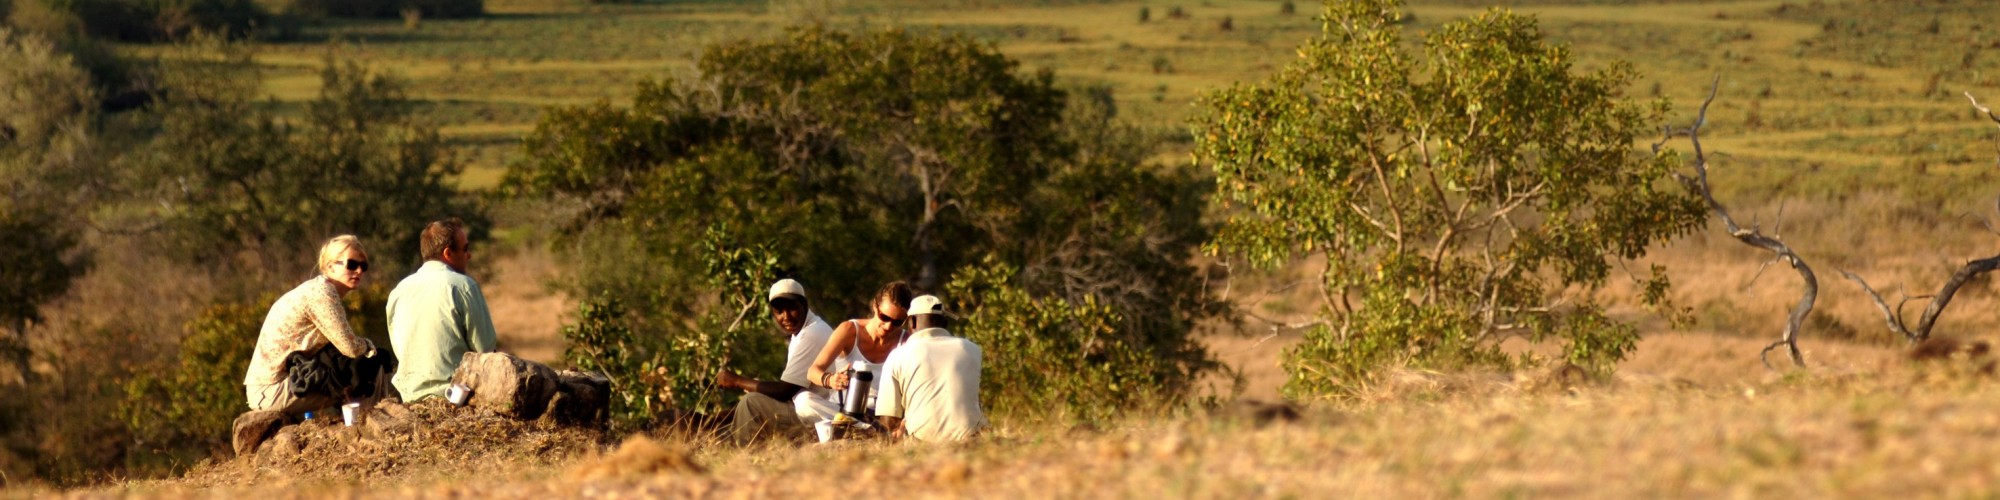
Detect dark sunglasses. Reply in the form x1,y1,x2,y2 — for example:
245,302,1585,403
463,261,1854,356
337,259,369,272
876,309,906,329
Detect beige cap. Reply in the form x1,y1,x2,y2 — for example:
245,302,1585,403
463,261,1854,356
908,295,955,319
768,279,807,302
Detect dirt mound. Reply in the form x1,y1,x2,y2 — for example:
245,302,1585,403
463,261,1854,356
179,399,607,488
564,436,703,481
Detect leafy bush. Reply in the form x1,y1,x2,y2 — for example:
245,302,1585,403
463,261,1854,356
118,285,392,474
948,257,1165,423
514,27,1217,420
291,0,480,19
561,226,786,431
140,40,485,279
30,0,267,41
0,27,95,360
1192,0,1706,398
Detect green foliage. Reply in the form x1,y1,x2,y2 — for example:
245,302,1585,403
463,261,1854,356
140,40,484,278
1192,0,1706,398
116,285,392,474
948,257,1164,423
515,26,1217,417
115,300,262,464
0,27,94,343
561,226,786,430
292,0,481,19
27,0,266,41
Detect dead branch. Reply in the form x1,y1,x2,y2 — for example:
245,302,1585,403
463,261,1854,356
1969,92,2000,164
1842,257,2000,343
1662,76,1817,370
1839,94,2000,344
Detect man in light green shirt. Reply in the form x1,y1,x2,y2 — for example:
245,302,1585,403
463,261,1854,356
387,218,499,401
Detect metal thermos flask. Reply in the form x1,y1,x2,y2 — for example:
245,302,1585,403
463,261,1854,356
843,366,874,417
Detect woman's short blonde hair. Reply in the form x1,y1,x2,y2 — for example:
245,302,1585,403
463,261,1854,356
318,234,366,269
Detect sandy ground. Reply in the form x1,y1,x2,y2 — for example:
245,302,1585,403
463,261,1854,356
479,252,570,365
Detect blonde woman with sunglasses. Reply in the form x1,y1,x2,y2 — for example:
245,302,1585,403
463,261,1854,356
242,235,389,418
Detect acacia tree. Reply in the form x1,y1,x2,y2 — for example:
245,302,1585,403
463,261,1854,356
140,41,480,277
1192,0,1706,397
513,27,1217,419
0,28,97,373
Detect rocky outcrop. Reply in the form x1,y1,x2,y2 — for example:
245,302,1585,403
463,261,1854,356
450,352,561,420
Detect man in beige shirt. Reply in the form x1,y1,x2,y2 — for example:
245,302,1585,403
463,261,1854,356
876,295,986,442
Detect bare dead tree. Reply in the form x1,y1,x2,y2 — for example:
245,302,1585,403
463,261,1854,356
1840,92,2000,344
1655,76,1817,369
1972,91,2000,166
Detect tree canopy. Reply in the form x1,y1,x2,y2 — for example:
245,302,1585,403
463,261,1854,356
138,43,483,278
1192,0,1706,397
511,26,1217,422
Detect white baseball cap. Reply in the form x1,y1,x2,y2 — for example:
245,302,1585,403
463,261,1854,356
908,295,955,319
768,279,807,302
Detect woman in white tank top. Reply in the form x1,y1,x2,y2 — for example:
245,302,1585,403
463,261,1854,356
798,281,915,424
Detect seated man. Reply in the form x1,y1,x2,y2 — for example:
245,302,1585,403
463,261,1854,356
717,278,833,442
876,295,987,442
387,218,499,402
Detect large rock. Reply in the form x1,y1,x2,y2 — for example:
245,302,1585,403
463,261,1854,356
232,410,287,457
450,352,561,420
255,426,302,462
545,370,611,428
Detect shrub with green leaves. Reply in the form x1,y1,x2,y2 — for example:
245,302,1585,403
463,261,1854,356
561,226,786,431
118,286,392,473
140,40,484,278
36,0,267,41
516,27,1217,420
948,257,1164,423
0,27,95,366
291,0,481,19
1192,0,1706,398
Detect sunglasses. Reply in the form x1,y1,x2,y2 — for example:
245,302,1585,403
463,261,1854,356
876,309,906,329
335,259,369,272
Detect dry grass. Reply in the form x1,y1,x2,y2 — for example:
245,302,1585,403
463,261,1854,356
477,246,570,365
69,334,2000,498
30,0,2000,495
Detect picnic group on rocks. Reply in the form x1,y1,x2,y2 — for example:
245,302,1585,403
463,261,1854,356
231,218,987,456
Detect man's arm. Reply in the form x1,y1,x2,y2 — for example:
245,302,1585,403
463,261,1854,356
879,416,905,440
462,280,500,352
716,369,805,401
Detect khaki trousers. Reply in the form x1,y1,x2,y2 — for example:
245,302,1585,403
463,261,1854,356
247,382,341,419
733,392,807,443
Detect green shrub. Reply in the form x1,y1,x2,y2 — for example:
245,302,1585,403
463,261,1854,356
290,0,479,19
0,26,94,352
513,27,1218,420
1192,0,1705,398
561,225,786,431
141,40,485,279
32,0,267,41
117,286,392,475
116,300,263,466
948,257,1166,424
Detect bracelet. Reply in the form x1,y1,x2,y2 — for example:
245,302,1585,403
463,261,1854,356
820,372,831,386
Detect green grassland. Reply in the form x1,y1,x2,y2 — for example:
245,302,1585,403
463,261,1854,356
208,0,2000,345
225,0,2000,222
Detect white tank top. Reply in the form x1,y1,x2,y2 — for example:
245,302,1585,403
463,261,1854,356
842,319,905,408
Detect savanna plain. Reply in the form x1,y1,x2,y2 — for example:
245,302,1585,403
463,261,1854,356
20,0,2000,497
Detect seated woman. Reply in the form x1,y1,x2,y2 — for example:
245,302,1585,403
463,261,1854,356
799,281,915,428
242,235,390,418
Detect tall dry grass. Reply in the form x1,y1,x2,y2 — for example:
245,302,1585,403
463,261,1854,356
82,333,2000,498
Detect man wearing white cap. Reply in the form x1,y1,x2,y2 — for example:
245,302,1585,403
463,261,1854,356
876,295,987,442
717,278,833,442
